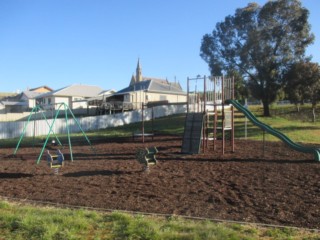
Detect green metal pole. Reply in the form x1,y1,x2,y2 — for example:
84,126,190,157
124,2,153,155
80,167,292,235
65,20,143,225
36,106,62,164
39,108,63,146
14,106,39,155
32,112,36,148
66,104,95,151
64,103,74,162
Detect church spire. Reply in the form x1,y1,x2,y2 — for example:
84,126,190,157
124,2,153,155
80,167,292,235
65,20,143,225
130,74,136,86
136,58,142,82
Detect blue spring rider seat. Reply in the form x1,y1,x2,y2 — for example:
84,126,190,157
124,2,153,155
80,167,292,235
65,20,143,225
46,149,64,175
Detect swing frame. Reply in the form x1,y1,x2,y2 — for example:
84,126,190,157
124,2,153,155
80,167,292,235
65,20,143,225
14,103,95,164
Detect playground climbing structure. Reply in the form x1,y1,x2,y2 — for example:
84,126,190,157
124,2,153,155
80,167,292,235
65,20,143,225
182,75,235,154
181,75,320,162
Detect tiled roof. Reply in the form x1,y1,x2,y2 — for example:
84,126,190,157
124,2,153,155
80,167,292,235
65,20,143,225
22,90,43,99
36,84,103,98
0,101,27,106
148,79,183,93
116,79,185,95
87,89,117,101
29,85,53,92
116,80,151,94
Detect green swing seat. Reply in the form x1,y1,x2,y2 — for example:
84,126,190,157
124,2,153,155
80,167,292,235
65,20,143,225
135,147,158,167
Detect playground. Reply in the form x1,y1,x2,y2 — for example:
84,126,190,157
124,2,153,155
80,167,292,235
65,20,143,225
1,135,319,229
0,76,319,231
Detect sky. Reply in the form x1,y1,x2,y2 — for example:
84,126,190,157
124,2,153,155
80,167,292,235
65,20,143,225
0,0,319,93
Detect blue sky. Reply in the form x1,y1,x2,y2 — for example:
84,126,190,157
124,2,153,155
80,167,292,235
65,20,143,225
0,0,319,93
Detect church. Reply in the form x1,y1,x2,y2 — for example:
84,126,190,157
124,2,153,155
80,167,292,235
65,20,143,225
111,59,187,109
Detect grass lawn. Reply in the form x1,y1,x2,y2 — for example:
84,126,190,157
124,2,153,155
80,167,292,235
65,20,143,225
0,200,318,240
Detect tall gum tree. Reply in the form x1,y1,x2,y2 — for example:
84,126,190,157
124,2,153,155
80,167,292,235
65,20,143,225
284,61,320,122
200,0,314,116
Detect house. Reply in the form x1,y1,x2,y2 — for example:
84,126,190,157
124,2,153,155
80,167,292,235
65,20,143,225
36,84,104,110
0,86,53,113
0,92,26,113
19,86,53,109
87,89,116,114
0,100,27,113
106,59,187,110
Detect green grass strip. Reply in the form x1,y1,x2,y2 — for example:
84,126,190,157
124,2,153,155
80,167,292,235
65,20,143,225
0,200,318,240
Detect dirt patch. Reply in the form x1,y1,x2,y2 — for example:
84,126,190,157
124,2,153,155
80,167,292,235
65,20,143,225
0,136,319,229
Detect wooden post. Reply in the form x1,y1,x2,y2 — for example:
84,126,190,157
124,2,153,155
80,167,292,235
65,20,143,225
152,106,154,141
203,76,207,152
187,77,190,114
222,76,225,155
263,130,266,156
213,77,217,151
142,103,144,143
231,76,235,152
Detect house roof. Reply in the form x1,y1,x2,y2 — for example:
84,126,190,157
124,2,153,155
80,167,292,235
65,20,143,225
0,101,27,106
98,89,116,96
22,90,43,99
36,84,104,98
116,78,185,95
29,85,53,92
149,79,183,93
0,90,42,104
86,89,117,101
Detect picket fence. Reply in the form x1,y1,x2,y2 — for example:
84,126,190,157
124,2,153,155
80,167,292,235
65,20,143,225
0,104,187,140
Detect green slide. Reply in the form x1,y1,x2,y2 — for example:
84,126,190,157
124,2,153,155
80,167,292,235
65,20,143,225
226,99,320,162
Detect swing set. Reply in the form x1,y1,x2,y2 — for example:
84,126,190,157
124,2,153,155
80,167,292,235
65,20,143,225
13,103,95,169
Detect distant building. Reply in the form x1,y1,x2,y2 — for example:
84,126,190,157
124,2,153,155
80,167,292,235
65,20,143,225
107,59,187,110
0,86,52,113
36,84,104,110
87,89,117,114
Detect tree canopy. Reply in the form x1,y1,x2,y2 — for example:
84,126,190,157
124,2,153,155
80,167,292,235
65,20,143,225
284,61,320,121
200,0,314,116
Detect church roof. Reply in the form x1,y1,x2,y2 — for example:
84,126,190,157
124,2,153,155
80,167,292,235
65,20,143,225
116,78,185,95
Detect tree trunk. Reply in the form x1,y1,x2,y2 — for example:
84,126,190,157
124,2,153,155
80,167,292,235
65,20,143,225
262,100,270,117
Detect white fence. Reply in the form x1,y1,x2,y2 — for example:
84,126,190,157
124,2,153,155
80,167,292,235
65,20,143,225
0,104,187,139
0,108,96,122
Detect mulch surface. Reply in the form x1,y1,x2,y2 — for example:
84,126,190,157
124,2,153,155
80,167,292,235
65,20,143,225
0,136,319,229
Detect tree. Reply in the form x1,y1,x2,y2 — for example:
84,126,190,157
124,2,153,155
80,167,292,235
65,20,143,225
284,63,307,112
284,61,320,121
200,0,314,116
